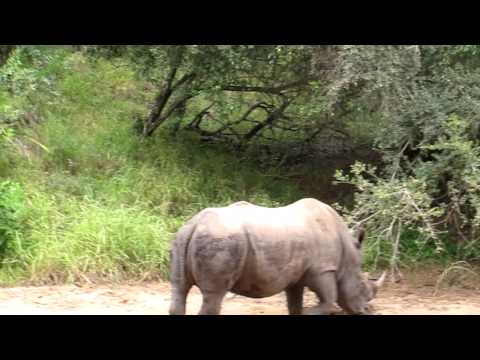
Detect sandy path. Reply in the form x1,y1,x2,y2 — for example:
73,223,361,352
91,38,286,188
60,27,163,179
0,280,479,315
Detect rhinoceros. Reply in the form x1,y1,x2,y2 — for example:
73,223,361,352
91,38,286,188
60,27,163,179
169,198,385,315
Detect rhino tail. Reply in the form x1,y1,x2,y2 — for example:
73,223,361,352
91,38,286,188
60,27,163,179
170,222,196,288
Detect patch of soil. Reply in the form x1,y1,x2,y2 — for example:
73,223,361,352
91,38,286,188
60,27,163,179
0,269,479,315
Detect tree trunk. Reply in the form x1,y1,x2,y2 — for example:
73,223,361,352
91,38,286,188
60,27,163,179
142,72,196,137
0,45,15,67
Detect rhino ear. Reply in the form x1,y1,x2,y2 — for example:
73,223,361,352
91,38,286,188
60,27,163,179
355,226,365,247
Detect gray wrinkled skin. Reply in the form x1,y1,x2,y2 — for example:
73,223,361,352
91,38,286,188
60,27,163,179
169,198,382,315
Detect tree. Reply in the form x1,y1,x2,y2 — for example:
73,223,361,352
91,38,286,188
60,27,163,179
333,45,480,268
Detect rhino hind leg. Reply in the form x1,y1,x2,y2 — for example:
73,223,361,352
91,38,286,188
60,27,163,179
198,290,227,315
304,271,338,315
285,284,304,315
169,284,193,315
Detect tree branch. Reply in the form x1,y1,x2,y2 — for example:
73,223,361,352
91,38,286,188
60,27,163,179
212,101,272,136
171,73,196,92
144,94,194,136
222,78,313,95
186,103,215,129
243,97,291,142
143,71,196,137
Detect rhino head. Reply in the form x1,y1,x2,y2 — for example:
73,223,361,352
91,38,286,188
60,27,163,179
353,225,387,301
337,271,386,315
337,226,387,315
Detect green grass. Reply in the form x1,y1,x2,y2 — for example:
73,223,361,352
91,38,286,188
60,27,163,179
0,192,176,285
0,49,300,286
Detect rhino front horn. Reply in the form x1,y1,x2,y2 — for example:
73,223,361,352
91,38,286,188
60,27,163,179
374,271,387,289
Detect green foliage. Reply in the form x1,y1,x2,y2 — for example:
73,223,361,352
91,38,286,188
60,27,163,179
334,162,443,273
4,44,480,283
88,45,348,157
82,45,480,162
415,115,480,248
0,46,15,67
1,191,175,284
0,49,299,285
0,124,14,145
336,115,480,272
0,46,68,148
0,122,16,177
0,46,66,96
0,181,25,256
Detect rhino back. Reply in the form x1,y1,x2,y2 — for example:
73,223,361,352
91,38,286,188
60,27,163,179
297,199,364,279
231,199,358,293
186,203,346,297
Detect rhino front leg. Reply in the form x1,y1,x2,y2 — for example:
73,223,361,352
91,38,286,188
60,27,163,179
198,290,227,315
304,271,338,315
285,284,304,315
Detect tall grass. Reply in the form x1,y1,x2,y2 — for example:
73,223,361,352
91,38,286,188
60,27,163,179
0,49,300,285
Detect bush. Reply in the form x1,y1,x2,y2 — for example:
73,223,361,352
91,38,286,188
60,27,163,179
335,115,480,275
416,115,480,246
334,162,443,274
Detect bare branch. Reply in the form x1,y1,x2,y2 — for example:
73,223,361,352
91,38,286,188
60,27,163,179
212,101,272,136
304,127,326,143
221,78,313,95
243,97,291,142
389,219,402,283
271,124,302,132
186,103,215,129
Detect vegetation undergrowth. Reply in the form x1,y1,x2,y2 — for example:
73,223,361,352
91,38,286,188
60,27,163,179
1,45,479,286
0,49,298,285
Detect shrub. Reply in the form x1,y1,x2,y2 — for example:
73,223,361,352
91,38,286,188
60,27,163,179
335,115,480,276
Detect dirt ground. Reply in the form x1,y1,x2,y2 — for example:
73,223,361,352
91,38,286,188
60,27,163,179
0,269,479,315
